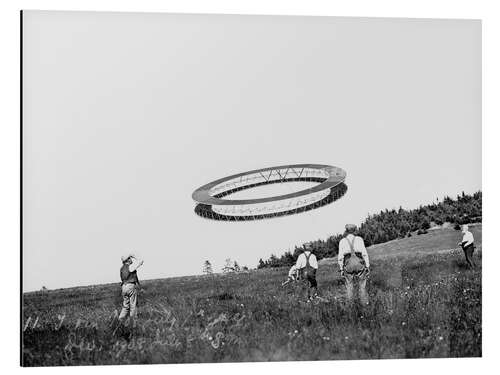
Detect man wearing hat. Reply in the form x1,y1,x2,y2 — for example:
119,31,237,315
458,224,475,269
295,242,319,299
118,253,144,321
338,224,370,304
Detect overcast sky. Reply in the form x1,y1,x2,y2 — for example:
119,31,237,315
22,11,481,291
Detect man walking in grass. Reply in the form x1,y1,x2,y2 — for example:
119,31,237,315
338,224,370,305
295,242,318,299
458,224,476,269
119,253,144,321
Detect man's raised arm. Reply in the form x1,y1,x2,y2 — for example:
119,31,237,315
129,256,144,272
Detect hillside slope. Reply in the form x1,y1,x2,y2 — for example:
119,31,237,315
258,191,482,268
22,225,482,365
319,223,482,266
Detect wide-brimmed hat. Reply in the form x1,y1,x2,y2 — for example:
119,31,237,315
121,254,133,263
345,224,357,232
304,242,314,251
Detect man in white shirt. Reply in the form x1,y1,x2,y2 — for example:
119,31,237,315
338,224,370,304
295,242,319,299
458,224,475,269
119,253,144,321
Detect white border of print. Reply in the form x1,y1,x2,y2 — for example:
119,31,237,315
1,1,498,374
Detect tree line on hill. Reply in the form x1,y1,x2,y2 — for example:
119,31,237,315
203,259,249,274
257,191,482,269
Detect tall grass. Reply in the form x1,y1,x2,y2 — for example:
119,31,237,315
22,231,481,366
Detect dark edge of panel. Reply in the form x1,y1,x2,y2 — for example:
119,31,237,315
20,9,24,367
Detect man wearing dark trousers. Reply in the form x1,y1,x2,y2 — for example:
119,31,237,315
458,224,476,269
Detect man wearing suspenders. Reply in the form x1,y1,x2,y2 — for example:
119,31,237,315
295,242,319,299
338,224,370,304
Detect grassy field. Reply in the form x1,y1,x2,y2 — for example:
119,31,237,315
22,225,482,366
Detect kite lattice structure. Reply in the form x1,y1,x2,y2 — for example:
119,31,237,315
192,164,347,221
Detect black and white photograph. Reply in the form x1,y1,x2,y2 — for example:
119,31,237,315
20,10,482,367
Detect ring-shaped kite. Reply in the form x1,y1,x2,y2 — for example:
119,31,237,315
192,164,347,221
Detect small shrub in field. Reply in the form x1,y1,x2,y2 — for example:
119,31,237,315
421,220,431,230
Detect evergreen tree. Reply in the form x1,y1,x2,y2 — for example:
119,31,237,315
202,260,213,275
222,258,234,273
